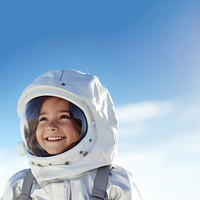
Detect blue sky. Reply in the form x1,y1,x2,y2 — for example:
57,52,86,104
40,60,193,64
1,1,200,199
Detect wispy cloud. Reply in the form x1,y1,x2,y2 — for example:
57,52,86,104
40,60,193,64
115,97,200,200
116,100,173,137
116,131,200,200
116,96,200,137
116,101,173,124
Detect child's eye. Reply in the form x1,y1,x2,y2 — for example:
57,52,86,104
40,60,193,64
38,117,48,122
60,114,70,120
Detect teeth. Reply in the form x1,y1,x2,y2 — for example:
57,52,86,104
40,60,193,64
47,137,64,141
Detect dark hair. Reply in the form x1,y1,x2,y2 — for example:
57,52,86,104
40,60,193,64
24,96,83,156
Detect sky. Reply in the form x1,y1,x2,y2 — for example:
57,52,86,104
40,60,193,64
0,0,200,199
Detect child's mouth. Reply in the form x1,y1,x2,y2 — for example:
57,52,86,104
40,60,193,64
46,136,66,141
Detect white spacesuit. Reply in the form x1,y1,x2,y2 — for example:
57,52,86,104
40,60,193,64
1,69,143,200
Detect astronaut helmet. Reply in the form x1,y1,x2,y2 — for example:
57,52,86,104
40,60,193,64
17,69,117,167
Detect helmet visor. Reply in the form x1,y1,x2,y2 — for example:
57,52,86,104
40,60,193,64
22,96,88,156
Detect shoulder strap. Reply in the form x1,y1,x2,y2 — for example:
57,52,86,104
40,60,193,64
18,169,35,200
90,165,112,200
18,166,111,200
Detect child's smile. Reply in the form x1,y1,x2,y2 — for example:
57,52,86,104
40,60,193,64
45,136,66,141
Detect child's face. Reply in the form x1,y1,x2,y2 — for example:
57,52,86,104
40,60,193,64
36,97,80,155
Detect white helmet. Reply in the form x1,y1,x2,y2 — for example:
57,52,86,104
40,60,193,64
17,69,118,179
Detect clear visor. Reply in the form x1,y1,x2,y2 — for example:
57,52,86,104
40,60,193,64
22,96,88,156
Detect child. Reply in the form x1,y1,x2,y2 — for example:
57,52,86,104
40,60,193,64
1,69,143,200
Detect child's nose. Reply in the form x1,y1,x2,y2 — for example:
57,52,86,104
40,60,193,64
46,121,58,131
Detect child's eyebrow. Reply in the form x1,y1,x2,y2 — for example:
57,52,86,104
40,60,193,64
58,110,70,113
39,110,70,116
